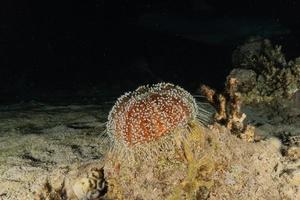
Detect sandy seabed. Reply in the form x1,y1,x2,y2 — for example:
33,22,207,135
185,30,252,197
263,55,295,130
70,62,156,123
0,100,299,200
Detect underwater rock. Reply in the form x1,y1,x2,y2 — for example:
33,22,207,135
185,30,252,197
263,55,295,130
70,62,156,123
34,161,107,200
232,37,287,70
230,37,300,104
286,146,300,160
227,68,256,93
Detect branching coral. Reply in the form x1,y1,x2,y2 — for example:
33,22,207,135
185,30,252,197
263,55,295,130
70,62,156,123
201,78,255,142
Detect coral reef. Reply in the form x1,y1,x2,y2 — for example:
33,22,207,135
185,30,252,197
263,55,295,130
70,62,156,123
230,37,300,103
9,81,300,200
228,37,300,198
103,81,298,199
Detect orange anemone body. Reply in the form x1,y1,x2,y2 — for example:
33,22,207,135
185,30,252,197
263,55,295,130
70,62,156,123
108,83,197,146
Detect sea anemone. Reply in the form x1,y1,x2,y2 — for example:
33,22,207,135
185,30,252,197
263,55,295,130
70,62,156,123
104,83,215,199
106,82,211,160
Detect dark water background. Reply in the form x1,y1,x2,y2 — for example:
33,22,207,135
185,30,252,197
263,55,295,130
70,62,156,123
1,0,300,104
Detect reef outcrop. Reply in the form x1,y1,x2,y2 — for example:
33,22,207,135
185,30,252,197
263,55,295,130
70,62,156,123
230,37,300,104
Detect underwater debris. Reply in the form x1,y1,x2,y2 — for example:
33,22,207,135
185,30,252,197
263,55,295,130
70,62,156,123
230,37,300,103
104,83,216,200
201,78,255,142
